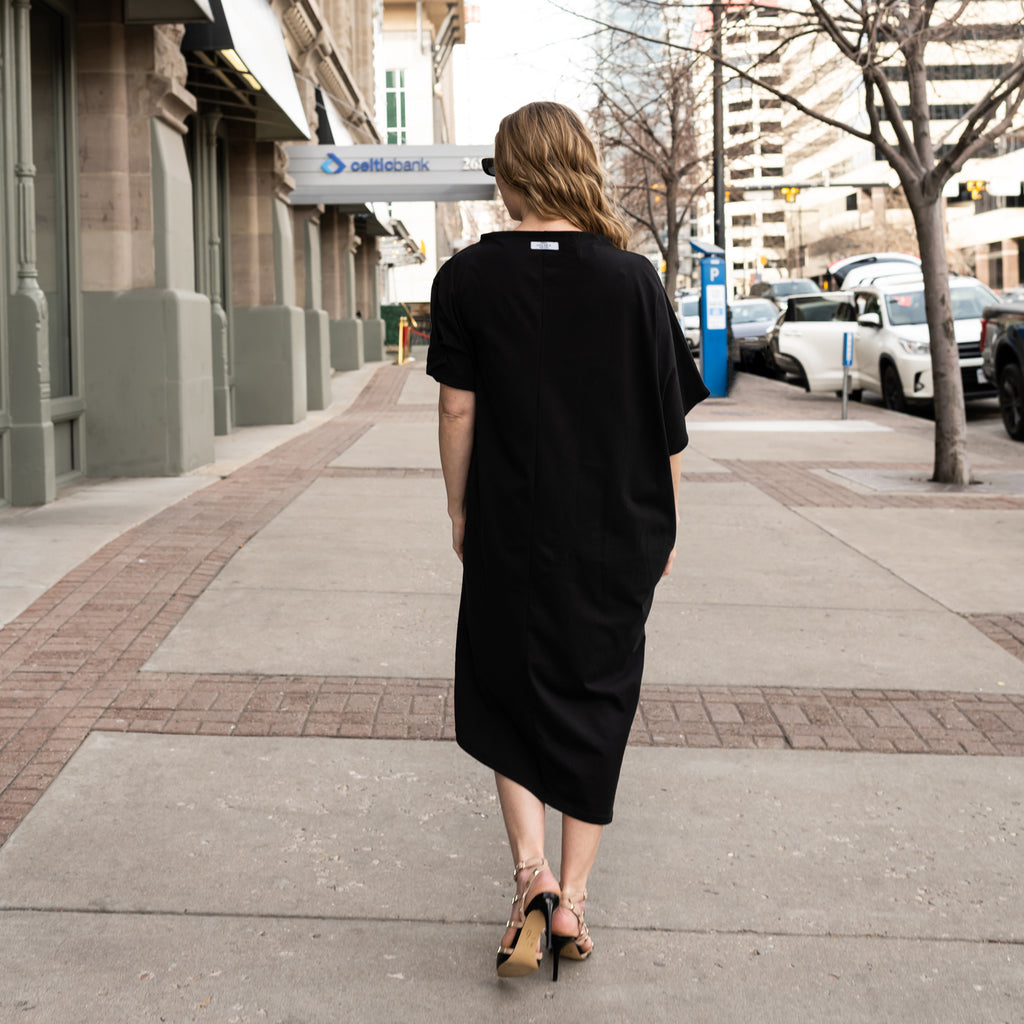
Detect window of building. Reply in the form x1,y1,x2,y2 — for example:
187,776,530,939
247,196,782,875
885,63,1010,82
762,211,785,223
763,235,786,248
729,99,753,113
385,69,407,144
846,193,858,211
32,0,80,478
760,142,782,155
761,166,784,177
732,214,754,227
760,121,782,134
760,98,782,109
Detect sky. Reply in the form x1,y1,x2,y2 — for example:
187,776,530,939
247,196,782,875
452,0,599,145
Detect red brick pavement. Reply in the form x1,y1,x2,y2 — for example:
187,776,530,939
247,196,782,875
2,364,1024,847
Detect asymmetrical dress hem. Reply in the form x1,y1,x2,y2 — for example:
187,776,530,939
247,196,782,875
429,230,708,826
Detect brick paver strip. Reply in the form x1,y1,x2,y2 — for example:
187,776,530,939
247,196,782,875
2,364,1024,848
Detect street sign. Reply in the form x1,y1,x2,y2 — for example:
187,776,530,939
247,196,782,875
285,145,496,204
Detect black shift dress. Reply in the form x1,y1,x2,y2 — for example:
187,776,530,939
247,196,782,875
428,231,708,825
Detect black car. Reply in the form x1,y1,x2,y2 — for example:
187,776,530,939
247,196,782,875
729,298,783,369
981,302,1024,440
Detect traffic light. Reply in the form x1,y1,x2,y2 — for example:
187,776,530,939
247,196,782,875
965,180,987,200
781,186,799,203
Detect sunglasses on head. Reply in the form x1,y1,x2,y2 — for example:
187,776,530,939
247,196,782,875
482,157,496,177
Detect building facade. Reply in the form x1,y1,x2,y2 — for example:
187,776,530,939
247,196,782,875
375,0,464,302
775,2,1024,287
0,0,391,507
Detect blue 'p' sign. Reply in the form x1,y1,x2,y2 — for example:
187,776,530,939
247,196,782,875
843,331,854,368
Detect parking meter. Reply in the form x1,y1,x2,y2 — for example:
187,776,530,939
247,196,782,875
691,240,728,397
841,330,854,419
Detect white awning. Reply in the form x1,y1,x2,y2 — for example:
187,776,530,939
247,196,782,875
183,0,310,141
316,88,355,147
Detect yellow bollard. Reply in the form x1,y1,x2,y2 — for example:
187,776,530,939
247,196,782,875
397,316,408,365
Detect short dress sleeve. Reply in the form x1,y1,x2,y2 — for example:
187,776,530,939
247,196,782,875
652,270,710,453
427,257,476,391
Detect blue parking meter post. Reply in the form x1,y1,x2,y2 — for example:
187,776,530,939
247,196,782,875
841,330,854,419
692,240,728,397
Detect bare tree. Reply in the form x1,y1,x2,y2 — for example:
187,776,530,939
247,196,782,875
577,0,1024,485
590,2,708,294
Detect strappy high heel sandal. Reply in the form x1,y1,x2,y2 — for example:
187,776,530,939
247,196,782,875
495,856,559,978
550,889,592,982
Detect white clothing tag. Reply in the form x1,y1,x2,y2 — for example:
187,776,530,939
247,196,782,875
531,241,560,251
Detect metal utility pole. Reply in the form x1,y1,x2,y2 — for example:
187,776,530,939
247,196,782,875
711,1,725,250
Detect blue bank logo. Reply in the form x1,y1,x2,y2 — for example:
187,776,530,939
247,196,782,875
321,153,347,174
319,152,431,175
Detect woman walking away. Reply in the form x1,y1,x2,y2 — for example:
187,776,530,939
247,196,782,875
428,101,708,981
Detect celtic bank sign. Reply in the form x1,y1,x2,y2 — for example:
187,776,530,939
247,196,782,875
286,145,495,204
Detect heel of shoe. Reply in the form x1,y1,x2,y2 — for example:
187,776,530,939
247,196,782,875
526,891,558,952
550,934,571,983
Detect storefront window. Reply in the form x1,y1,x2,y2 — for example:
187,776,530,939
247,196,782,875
31,2,73,401
385,70,407,145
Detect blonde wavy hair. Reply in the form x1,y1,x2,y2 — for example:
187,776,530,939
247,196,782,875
494,102,631,250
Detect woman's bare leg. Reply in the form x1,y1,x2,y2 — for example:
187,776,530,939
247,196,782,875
495,773,559,949
553,814,601,951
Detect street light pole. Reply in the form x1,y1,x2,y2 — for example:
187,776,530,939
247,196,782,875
712,1,725,251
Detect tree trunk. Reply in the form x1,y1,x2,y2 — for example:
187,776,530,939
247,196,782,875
911,197,971,485
663,187,680,296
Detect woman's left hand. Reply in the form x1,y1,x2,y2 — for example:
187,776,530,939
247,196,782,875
451,513,466,562
662,545,676,577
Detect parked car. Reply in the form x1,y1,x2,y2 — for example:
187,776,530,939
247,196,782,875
771,275,999,411
769,292,858,393
729,297,783,369
676,293,701,357
980,302,1024,440
824,252,921,290
750,278,820,305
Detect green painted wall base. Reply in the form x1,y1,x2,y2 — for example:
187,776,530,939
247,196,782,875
83,289,214,477
233,305,307,425
7,289,56,505
305,309,332,411
8,421,56,506
330,318,363,371
211,304,232,436
363,318,385,362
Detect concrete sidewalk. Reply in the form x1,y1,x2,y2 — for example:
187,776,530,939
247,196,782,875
1,362,1022,1022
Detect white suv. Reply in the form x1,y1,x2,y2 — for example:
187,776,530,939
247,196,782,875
771,275,999,411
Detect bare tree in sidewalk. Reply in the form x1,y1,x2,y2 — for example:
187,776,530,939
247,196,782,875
575,0,1024,485
590,1,707,295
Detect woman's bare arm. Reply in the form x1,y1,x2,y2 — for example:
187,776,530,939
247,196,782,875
663,449,683,577
438,383,476,561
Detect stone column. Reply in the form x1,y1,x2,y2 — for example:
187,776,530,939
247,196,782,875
329,213,364,369
195,113,232,435
1002,238,1020,290
974,246,991,288
358,235,385,360
231,141,306,425
8,0,56,504
298,207,332,410
80,16,214,477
